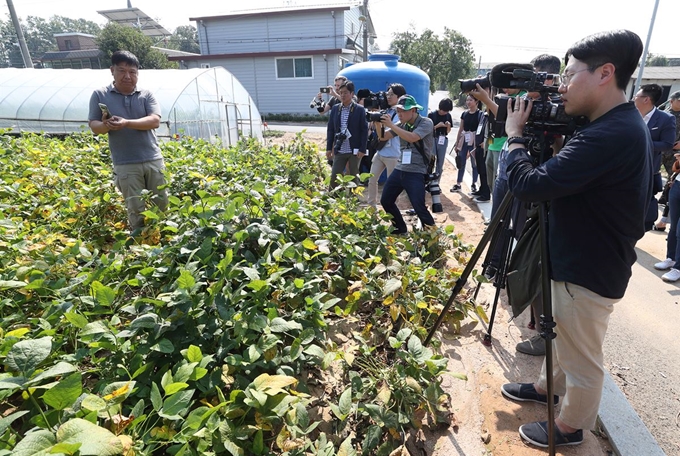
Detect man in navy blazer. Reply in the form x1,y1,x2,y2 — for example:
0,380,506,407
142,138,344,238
326,80,368,189
634,84,676,231
634,84,676,193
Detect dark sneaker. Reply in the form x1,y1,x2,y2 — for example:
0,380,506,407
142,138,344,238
450,184,461,192
516,334,546,356
391,228,407,235
501,383,558,405
471,183,477,193
519,421,583,448
474,196,491,203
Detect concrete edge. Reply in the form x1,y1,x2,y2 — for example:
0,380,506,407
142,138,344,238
598,372,667,456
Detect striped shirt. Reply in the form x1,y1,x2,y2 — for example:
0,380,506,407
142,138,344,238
339,105,351,154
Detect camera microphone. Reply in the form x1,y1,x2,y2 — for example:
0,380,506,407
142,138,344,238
356,89,372,99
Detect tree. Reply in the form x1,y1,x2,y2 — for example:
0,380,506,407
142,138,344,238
165,25,200,54
97,23,175,69
0,14,101,68
390,27,475,95
646,53,668,67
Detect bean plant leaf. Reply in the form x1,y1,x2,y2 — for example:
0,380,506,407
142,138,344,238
81,394,108,412
269,317,302,333
11,429,56,456
56,418,124,455
0,280,27,290
50,442,82,454
252,374,298,395
91,281,116,306
159,389,195,420
64,312,89,329
0,410,29,436
186,345,203,363
150,383,162,411
337,436,357,456
163,382,189,396
252,430,264,455
362,425,382,454
42,372,82,410
176,270,196,290
28,361,77,386
382,278,403,297
5,336,52,376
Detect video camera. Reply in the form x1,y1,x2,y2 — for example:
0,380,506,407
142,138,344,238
488,63,588,145
357,88,390,122
459,72,491,93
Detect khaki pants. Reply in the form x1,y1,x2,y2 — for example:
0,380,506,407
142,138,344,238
537,281,618,430
367,154,398,207
330,153,360,189
113,159,168,231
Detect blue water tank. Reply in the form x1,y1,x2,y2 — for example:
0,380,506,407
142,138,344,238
338,54,431,113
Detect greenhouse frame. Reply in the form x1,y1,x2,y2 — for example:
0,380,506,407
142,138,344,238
0,67,263,145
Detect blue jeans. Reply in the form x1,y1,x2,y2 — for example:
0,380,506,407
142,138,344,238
381,169,435,232
434,136,448,178
456,142,478,185
666,181,680,267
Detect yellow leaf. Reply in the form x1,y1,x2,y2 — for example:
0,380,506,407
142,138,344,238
103,382,131,401
383,295,395,306
5,327,30,338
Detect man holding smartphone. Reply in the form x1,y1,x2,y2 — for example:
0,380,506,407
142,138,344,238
88,50,168,233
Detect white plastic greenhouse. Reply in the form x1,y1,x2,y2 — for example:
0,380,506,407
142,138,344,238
0,67,263,145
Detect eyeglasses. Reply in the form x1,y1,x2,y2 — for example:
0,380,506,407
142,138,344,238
559,68,591,86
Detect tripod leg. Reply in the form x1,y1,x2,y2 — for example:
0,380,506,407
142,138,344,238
424,192,515,346
482,222,516,346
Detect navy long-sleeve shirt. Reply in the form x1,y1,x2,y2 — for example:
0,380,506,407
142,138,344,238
506,102,652,299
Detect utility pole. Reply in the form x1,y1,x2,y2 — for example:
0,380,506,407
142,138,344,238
633,0,660,96
6,0,32,68
362,0,368,61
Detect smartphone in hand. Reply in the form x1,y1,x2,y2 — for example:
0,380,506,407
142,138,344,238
98,103,110,118
320,87,330,93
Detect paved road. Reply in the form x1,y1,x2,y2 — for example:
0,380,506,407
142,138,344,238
604,228,680,455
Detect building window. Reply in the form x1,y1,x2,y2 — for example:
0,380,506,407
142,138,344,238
65,40,72,50
276,57,313,79
71,59,82,69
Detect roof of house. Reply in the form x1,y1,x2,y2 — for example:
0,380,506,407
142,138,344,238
53,32,96,38
632,66,680,79
152,47,201,58
190,4,351,22
39,49,103,60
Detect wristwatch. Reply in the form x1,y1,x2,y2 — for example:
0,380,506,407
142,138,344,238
507,136,529,146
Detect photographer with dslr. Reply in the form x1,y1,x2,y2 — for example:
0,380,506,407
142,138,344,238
499,30,651,448
378,95,436,234
366,83,407,208
326,80,368,189
311,75,347,114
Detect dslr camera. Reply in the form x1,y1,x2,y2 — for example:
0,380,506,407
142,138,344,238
333,131,348,152
310,97,326,112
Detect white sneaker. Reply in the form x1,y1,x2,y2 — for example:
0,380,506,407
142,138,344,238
662,268,680,282
654,258,675,270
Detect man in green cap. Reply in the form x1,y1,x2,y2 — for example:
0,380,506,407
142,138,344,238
377,94,435,234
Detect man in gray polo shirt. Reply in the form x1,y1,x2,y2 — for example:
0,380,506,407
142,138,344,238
88,50,168,232
378,94,435,234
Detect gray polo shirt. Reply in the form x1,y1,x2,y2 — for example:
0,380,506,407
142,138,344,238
395,114,434,174
88,84,163,165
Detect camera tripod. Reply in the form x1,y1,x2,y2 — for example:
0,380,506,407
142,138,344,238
423,140,559,455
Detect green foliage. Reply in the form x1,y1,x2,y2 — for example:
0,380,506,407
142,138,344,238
390,27,475,94
97,23,175,69
0,131,475,454
165,25,200,54
646,53,669,67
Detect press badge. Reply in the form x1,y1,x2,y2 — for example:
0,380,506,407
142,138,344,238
438,136,446,145
402,149,412,164
476,122,484,135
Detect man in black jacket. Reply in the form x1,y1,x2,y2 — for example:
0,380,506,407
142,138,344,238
326,80,368,189
499,30,652,448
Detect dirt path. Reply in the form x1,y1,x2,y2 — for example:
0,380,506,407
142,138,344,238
269,129,613,455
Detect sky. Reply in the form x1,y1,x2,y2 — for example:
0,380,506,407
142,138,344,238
3,0,679,65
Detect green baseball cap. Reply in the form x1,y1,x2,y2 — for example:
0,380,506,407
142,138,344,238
395,94,423,111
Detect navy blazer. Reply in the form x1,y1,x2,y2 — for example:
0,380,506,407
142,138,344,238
326,102,368,154
647,108,676,172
